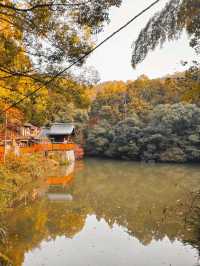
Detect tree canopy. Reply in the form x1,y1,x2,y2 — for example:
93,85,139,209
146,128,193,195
0,0,122,125
131,0,200,68
0,0,122,77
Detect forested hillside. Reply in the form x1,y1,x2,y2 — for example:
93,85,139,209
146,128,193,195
84,0,200,163
85,73,200,162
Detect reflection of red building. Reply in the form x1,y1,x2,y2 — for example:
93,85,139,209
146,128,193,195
47,162,75,187
47,174,74,186
46,162,75,201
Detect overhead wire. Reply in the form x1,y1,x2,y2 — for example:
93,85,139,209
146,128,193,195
1,0,161,114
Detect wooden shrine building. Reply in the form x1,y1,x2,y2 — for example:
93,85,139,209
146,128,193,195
40,123,75,143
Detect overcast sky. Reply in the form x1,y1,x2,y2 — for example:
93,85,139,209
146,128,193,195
85,0,196,82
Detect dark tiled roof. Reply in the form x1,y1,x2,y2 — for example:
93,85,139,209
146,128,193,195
39,123,75,138
49,123,75,135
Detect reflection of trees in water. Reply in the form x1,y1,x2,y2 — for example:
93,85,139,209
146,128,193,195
74,159,200,245
1,159,200,265
0,162,87,266
0,199,88,266
183,192,200,265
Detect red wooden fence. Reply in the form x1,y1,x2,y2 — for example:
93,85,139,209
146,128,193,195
0,143,84,160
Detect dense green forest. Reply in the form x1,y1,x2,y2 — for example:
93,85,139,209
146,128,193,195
84,74,200,162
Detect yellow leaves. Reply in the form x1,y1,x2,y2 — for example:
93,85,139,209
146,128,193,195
83,25,92,41
15,77,36,95
0,101,24,125
72,35,81,45
12,50,31,71
96,81,127,100
129,96,149,113
181,83,200,103
35,212,48,233
0,7,22,41
93,73,200,121
84,87,95,102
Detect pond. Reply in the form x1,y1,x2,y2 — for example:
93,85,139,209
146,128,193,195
1,158,200,266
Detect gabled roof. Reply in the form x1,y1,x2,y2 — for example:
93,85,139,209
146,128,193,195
38,123,75,139
48,123,75,135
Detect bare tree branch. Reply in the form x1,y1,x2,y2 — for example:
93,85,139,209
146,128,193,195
0,1,91,12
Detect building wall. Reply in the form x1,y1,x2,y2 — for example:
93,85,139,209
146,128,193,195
49,135,67,143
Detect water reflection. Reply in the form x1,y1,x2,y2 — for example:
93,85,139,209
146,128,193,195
23,215,199,266
46,162,75,201
1,159,200,266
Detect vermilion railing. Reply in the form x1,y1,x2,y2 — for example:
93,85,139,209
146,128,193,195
20,143,76,153
47,174,74,186
0,143,81,160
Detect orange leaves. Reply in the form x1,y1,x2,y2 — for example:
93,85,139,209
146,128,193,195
0,102,24,126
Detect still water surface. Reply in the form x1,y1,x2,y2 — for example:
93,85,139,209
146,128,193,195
2,159,200,266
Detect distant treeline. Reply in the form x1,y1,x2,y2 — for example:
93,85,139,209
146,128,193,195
85,74,200,163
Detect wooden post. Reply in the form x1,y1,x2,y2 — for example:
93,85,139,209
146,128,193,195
3,111,7,163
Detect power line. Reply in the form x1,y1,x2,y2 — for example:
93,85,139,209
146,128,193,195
1,0,161,114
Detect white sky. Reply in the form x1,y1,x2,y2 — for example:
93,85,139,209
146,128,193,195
85,0,196,82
